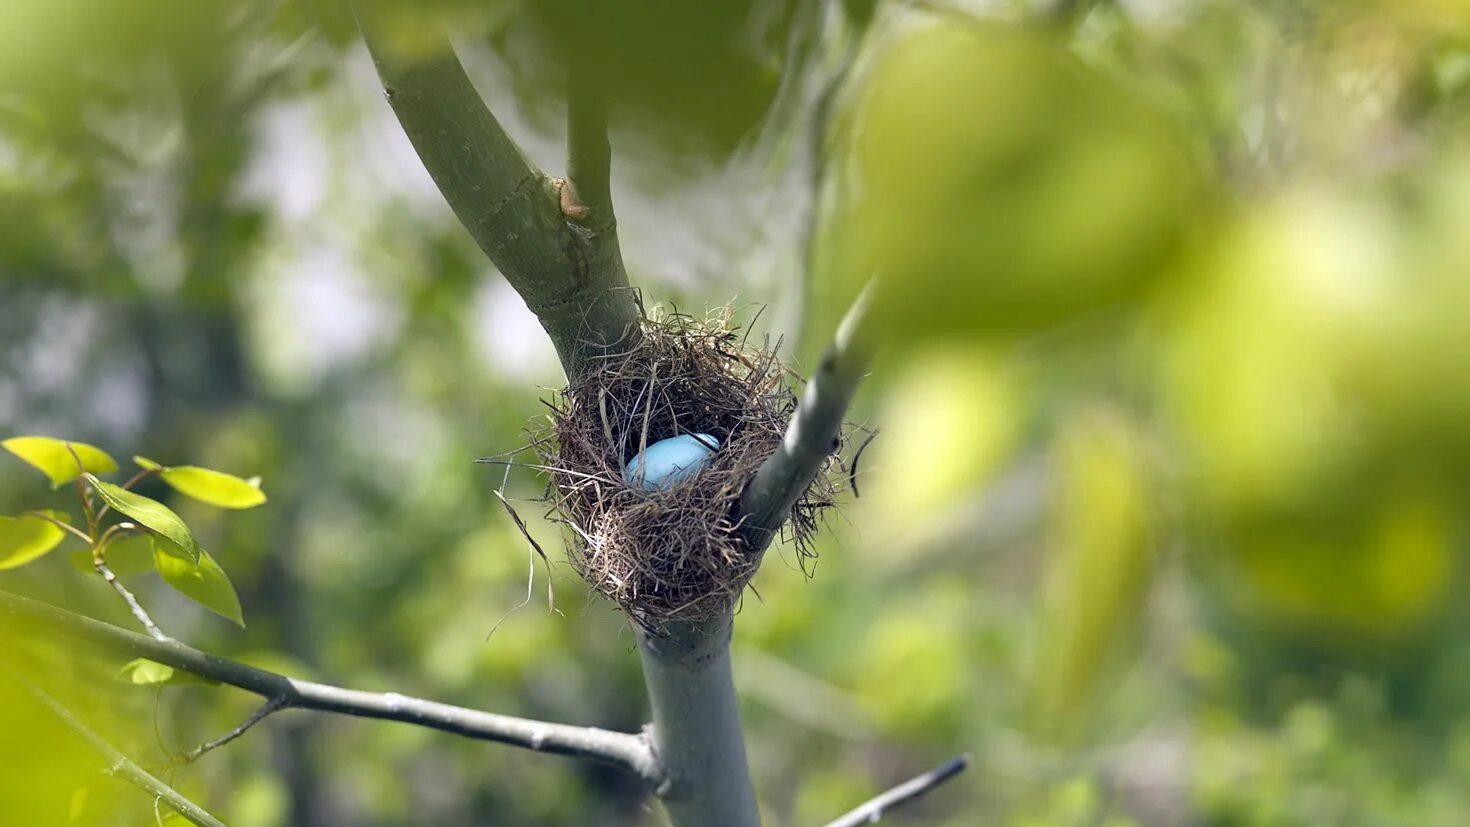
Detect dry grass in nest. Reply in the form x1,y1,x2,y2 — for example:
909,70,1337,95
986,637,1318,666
533,308,842,628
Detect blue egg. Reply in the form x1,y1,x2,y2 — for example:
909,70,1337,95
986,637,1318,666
623,434,721,491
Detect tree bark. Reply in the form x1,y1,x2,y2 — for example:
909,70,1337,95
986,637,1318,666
638,617,761,827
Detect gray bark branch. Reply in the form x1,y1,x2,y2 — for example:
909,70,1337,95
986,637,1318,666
352,3,641,378
738,282,876,557
638,620,761,827
823,755,970,827
0,589,662,785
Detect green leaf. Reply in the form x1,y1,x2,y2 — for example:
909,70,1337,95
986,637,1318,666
132,455,163,471
85,475,200,563
154,545,245,627
116,658,221,687
159,465,267,509
3,437,118,488
0,511,70,570
69,533,155,577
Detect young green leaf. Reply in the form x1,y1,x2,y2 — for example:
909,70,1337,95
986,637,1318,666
159,465,267,509
3,437,119,488
85,475,200,563
117,658,177,685
0,511,70,570
153,545,245,627
116,658,222,687
132,455,163,471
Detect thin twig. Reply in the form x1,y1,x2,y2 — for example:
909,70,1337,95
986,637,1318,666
822,755,971,827
21,510,93,544
173,698,284,765
91,522,169,641
96,560,170,642
0,588,663,786
3,668,226,827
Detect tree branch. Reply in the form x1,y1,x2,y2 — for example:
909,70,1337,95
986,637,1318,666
351,2,641,378
565,59,614,225
822,755,970,827
4,668,226,827
174,697,284,765
0,589,662,785
737,281,876,557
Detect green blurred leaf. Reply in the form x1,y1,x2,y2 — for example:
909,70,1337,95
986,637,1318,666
85,475,200,562
820,18,1202,344
116,658,220,687
68,533,155,577
154,545,245,627
159,465,267,509
2,436,118,488
0,510,70,570
1032,410,1155,741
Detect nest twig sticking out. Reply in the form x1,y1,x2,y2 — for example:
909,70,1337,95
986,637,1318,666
536,309,841,629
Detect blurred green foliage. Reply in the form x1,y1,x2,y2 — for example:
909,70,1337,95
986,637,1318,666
4,0,1470,825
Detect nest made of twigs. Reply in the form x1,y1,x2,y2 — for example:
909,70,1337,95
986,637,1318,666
534,308,840,628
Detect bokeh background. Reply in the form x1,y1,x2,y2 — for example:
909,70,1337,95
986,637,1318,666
5,0,1470,824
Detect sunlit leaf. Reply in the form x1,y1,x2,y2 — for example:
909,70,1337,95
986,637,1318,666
0,510,70,570
154,545,245,627
159,465,267,509
85,475,200,563
2,436,118,488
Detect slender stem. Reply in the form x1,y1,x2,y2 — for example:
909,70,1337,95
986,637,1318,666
91,522,170,641
76,474,99,540
21,510,93,545
637,618,760,827
738,281,876,558
352,1,641,377
174,697,284,765
0,589,662,785
4,669,226,827
120,466,160,492
822,755,971,827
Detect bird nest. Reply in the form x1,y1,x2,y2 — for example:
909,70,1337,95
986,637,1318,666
534,310,840,628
